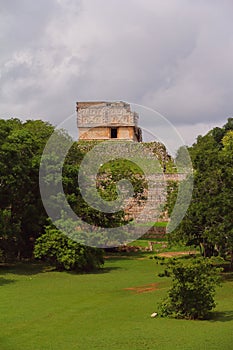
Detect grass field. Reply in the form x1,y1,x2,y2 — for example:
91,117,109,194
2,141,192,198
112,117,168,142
1,253,233,350
128,238,196,254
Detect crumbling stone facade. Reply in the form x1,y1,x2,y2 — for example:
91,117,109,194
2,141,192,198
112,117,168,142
77,101,142,141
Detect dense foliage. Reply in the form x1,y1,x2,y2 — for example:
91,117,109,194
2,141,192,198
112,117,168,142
1,116,232,272
169,118,233,266
0,119,54,261
157,257,222,320
62,148,146,229
0,119,105,271
62,141,174,230
34,225,104,272
0,120,170,265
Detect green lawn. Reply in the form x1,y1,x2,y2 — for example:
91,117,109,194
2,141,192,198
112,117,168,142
136,221,168,227
128,238,196,253
1,255,233,350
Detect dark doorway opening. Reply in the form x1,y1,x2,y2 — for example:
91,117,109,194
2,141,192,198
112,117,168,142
111,128,118,138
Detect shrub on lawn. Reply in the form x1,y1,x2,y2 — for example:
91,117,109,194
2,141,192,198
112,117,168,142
157,257,222,320
34,226,104,272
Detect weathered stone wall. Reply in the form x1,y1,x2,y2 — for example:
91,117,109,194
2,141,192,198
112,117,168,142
97,172,184,224
79,127,109,140
79,125,139,141
136,226,166,239
77,101,138,127
123,173,185,223
77,101,142,141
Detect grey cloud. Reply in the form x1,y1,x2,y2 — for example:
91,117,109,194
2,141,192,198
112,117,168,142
0,1,60,54
0,0,233,145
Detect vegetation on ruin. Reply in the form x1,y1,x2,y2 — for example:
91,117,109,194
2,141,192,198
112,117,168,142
0,117,233,269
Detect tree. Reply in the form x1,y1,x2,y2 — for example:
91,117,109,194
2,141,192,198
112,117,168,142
219,130,233,267
34,224,104,272
0,119,54,260
157,257,222,320
62,147,147,229
169,119,233,262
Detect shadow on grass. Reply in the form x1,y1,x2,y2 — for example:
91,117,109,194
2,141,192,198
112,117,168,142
210,310,233,322
0,263,122,276
0,262,45,276
0,276,15,286
221,272,233,282
105,251,152,262
81,266,122,275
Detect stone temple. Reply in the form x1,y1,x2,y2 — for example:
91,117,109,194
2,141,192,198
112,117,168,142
77,101,142,142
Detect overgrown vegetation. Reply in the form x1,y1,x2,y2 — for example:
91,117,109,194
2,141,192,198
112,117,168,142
1,116,233,273
0,119,173,270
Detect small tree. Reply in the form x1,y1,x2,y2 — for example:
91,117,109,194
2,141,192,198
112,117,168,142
157,257,222,320
34,225,104,272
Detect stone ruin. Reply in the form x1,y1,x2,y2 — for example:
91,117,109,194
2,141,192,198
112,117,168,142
77,101,142,142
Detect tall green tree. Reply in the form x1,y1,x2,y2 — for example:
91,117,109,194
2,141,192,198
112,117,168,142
169,119,233,263
0,119,54,260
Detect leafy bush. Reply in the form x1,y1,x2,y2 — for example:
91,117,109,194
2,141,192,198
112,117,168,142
158,257,222,320
34,226,104,272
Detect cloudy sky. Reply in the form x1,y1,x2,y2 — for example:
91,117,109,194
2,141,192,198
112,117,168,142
1,0,233,146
